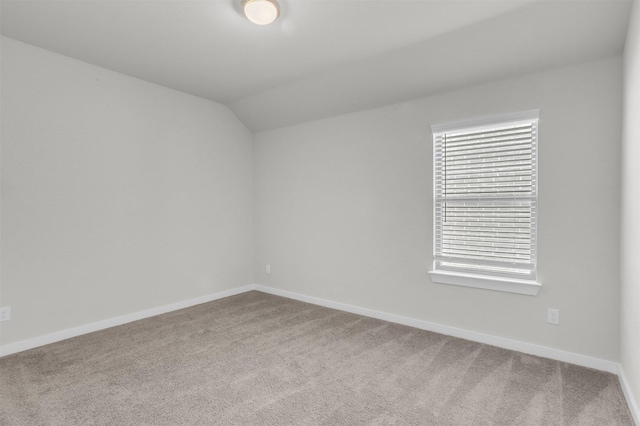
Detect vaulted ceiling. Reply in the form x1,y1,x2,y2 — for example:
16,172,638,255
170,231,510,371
1,0,633,132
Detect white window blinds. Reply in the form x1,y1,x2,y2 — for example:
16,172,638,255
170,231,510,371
432,111,539,281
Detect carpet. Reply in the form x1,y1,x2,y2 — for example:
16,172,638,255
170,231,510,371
0,291,634,425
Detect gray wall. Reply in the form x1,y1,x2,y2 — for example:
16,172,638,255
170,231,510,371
0,37,254,345
621,0,640,413
254,56,623,361
0,33,629,374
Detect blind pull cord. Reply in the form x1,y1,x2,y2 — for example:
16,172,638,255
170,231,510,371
443,133,447,223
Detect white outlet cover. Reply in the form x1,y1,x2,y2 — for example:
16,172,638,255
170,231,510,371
0,306,11,322
547,308,559,325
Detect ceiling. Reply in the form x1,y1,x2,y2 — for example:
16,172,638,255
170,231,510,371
0,0,633,132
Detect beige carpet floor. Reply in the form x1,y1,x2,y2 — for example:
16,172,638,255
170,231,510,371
0,291,634,425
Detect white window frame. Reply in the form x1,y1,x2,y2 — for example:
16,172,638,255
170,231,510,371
428,110,541,296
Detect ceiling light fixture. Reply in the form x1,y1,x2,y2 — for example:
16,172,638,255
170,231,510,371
242,0,280,25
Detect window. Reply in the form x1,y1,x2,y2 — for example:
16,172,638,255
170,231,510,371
428,110,541,295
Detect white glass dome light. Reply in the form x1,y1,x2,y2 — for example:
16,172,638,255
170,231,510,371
243,0,280,25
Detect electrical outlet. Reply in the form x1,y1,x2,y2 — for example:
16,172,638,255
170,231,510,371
266,264,271,274
0,306,11,322
547,308,559,325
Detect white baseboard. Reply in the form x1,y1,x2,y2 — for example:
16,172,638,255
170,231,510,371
254,287,640,419
0,285,255,357
0,282,623,376
253,284,619,374
3,282,635,420
619,365,640,426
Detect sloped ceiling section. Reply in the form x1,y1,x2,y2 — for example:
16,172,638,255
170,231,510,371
1,0,632,132
231,1,632,132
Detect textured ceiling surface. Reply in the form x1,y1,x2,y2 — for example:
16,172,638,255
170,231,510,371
1,0,633,131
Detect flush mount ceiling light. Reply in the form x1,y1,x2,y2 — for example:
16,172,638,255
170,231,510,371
242,0,280,25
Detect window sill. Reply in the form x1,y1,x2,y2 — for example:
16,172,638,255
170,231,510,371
428,270,541,296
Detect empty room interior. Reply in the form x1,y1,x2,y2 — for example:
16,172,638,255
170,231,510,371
1,0,640,424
